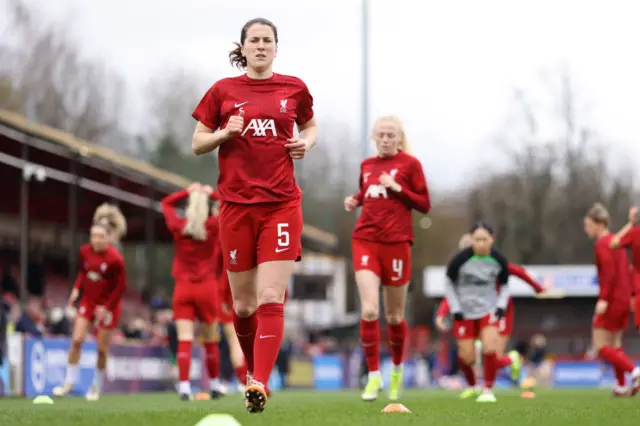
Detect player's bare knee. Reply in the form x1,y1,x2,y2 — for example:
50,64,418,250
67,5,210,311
70,339,83,353
257,285,285,305
361,304,379,321
202,323,220,342
385,312,404,325
233,300,257,317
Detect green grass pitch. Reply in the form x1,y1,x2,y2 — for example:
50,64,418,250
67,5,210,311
1,389,640,426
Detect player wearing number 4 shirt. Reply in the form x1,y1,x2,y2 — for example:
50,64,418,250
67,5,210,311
344,116,430,403
444,222,510,403
191,18,318,413
53,223,127,401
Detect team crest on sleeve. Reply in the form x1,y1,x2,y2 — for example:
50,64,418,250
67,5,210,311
280,99,288,113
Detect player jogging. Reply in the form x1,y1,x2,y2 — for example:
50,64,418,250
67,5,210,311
191,17,318,413
214,237,249,391
436,233,545,386
444,222,510,403
344,116,430,402
162,183,224,400
53,222,127,400
584,203,640,396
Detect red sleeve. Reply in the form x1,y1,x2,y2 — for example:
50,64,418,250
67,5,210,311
353,165,365,206
595,242,616,303
393,159,431,213
192,84,222,130
619,226,640,248
161,190,189,232
73,249,86,290
295,81,314,125
436,298,450,317
105,258,127,310
508,263,544,293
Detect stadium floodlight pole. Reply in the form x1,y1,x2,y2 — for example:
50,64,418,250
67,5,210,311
361,0,370,161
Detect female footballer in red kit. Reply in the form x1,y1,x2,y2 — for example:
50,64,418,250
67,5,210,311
344,116,430,402
191,17,318,413
162,183,225,400
53,223,127,401
584,203,640,396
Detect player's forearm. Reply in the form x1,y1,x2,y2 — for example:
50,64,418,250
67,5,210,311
299,124,318,150
611,223,633,248
496,285,510,310
73,273,85,291
392,187,431,213
436,299,450,317
444,279,462,313
192,129,230,155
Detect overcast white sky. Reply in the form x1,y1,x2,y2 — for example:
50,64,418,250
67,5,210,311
3,0,640,191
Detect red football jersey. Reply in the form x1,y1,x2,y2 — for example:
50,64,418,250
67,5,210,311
595,234,632,305
192,73,314,204
352,151,430,244
161,189,220,283
73,244,126,309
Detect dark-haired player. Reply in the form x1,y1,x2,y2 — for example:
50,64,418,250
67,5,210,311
436,233,545,385
53,224,127,401
344,115,430,402
444,223,510,403
191,17,318,413
584,203,640,396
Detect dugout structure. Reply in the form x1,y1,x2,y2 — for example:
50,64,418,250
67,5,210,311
0,109,337,301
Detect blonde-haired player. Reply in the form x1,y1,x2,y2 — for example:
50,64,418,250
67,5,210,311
344,115,430,402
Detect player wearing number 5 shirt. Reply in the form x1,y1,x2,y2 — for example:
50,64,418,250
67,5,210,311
191,18,318,413
344,116,430,403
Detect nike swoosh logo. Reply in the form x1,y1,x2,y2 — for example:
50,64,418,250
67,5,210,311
234,101,248,108
260,334,276,339
275,247,287,253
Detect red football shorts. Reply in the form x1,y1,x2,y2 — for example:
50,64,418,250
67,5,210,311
219,198,303,272
217,272,234,324
592,303,630,332
498,302,515,337
78,301,121,330
452,314,499,340
173,279,218,323
352,239,411,286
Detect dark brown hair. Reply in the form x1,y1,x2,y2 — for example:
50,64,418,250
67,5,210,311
229,18,279,69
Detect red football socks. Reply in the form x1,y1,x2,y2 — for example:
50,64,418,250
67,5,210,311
203,342,220,380
483,352,498,389
388,320,407,366
360,319,380,372
615,348,627,386
177,340,192,382
252,303,284,385
458,357,476,387
599,346,635,374
497,354,512,369
234,363,248,385
233,310,258,374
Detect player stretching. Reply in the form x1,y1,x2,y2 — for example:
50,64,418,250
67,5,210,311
162,183,225,401
214,237,249,392
444,222,510,403
436,233,545,387
192,17,318,413
344,116,430,402
53,223,127,400
611,206,640,331
584,203,640,396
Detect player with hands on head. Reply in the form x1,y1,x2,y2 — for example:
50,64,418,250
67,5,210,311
191,17,317,413
585,203,640,397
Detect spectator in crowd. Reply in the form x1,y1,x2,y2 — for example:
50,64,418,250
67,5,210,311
15,297,44,337
276,337,293,389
